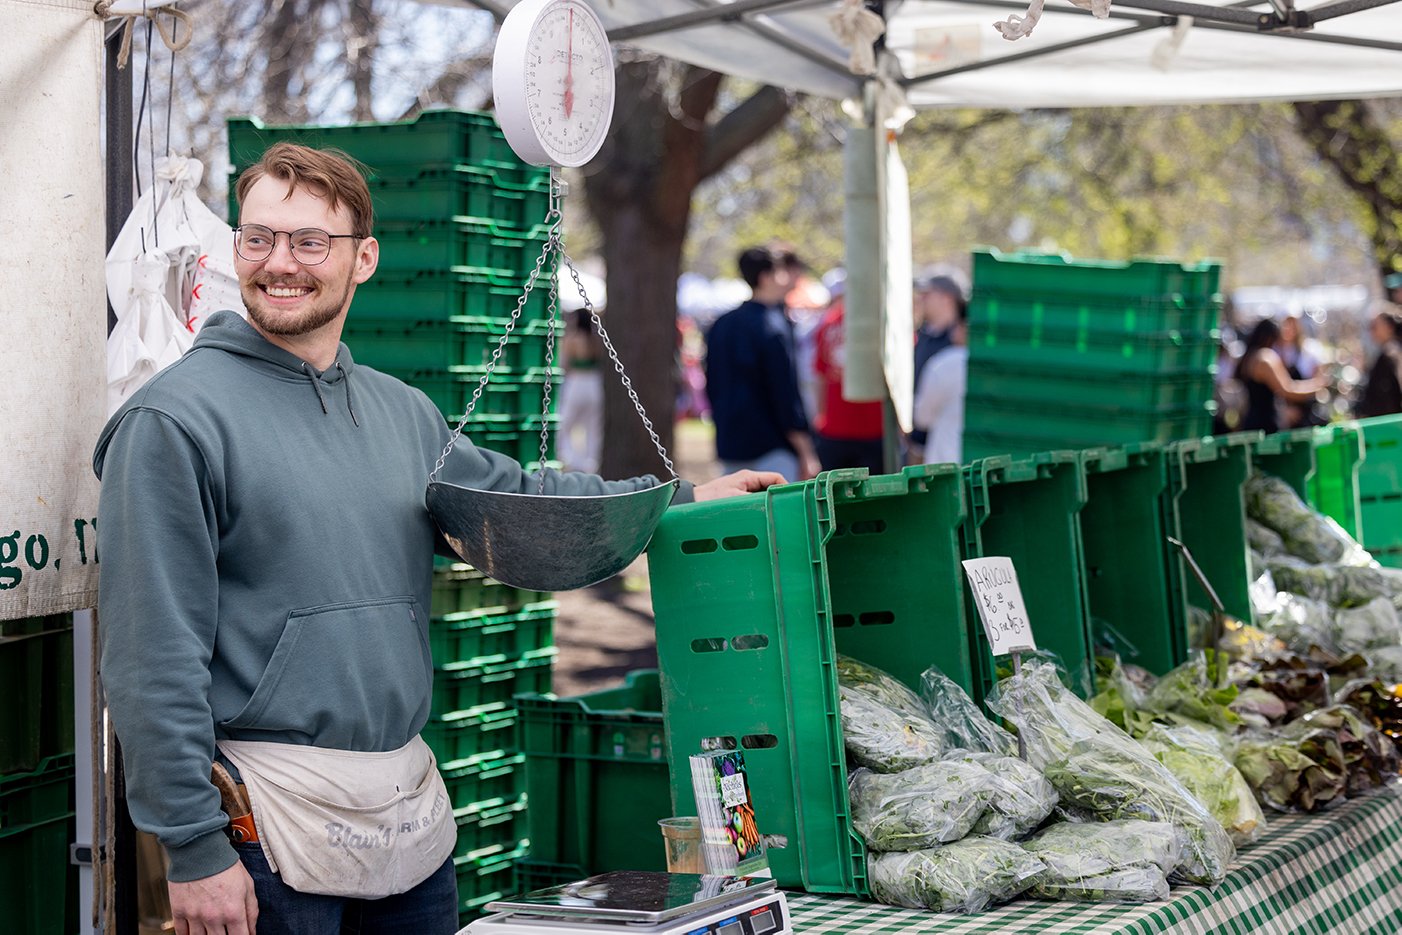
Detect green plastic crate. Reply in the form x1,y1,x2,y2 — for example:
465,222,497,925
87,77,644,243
351,269,552,322
422,706,519,768
963,453,1095,701
972,248,1222,299
1361,495,1402,567
516,670,671,876
648,466,972,895
345,317,559,377
1309,423,1365,541
0,755,75,935
431,603,557,667
1356,414,1402,500
456,845,526,920
472,417,560,466
1250,428,1317,499
228,111,522,173
962,432,1059,462
431,562,551,618
964,395,1213,449
434,647,556,716
0,620,74,776
374,218,551,276
966,361,1214,411
970,291,1220,336
514,859,586,894
1167,434,1259,626
389,367,561,422
442,752,526,815
1079,444,1190,676
968,321,1217,377
365,165,551,227
454,797,528,862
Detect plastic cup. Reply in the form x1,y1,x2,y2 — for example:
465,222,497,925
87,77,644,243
658,816,706,873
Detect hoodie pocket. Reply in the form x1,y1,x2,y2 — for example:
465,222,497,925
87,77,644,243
221,597,432,748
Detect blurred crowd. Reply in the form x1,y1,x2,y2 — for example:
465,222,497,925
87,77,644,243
1214,271,1402,436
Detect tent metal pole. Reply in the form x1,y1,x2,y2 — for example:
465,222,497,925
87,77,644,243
1187,16,1402,50
902,22,1164,86
607,0,829,41
1304,0,1402,23
928,0,1173,27
1104,0,1270,24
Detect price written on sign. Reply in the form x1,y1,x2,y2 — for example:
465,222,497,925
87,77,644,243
961,557,1036,657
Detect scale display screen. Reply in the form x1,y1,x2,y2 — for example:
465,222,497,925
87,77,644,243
750,909,776,934
491,871,777,924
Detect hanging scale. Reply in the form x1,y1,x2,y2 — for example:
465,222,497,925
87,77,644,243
426,0,679,592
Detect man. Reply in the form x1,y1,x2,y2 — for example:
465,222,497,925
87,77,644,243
93,143,781,935
909,272,967,459
913,296,969,466
811,272,884,473
704,246,821,482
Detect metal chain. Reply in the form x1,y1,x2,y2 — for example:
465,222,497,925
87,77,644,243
430,180,564,483
430,169,677,483
560,254,677,479
537,233,561,493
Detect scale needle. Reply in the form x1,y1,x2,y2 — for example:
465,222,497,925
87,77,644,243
563,7,575,119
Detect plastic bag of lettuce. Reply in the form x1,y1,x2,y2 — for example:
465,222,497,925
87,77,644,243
1022,819,1181,902
868,837,1046,912
986,661,1235,886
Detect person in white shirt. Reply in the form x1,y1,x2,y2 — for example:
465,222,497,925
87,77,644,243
913,301,968,466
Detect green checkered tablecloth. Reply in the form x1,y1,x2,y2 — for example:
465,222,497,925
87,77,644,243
785,787,1402,935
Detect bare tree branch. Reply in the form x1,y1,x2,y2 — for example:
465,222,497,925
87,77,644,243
699,85,790,182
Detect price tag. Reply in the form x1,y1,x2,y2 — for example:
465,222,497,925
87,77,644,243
719,772,748,809
961,557,1036,657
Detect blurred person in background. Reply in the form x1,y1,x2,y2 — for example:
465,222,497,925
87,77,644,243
558,307,605,473
909,270,967,460
1387,271,1402,306
1213,327,1244,434
1235,318,1329,434
705,245,820,481
913,299,969,466
781,248,829,427
1356,308,1402,418
1278,313,1327,428
811,269,885,473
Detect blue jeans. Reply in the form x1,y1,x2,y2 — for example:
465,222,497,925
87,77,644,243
235,841,458,934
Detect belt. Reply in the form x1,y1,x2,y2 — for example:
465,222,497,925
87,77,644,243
211,762,260,844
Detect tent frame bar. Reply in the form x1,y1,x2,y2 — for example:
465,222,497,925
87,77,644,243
902,21,1164,86
607,0,830,41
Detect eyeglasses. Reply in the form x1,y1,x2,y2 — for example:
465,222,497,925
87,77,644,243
234,224,362,266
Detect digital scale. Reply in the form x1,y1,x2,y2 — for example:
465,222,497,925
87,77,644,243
460,872,791,935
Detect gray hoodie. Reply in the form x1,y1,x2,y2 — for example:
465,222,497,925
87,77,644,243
93,310,684,882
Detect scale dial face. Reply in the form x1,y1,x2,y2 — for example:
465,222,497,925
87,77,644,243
493,0,615,168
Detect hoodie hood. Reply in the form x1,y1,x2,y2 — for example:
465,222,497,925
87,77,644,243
194,310,361,426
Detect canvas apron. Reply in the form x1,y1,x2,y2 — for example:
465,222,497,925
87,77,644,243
218,736,455,898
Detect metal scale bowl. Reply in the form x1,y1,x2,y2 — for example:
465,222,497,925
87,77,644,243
425,175,679,592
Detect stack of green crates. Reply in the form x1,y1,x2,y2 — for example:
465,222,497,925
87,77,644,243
226,110,562,467
427,558,557,919
964,248,1222,459
0,613,77,934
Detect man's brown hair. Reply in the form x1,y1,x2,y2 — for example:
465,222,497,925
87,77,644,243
234,142,375,237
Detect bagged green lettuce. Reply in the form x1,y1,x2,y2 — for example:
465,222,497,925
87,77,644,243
1139,724,1266,846
945,751,1058,841
986,661,1235,886
868,837,1046,912
848,761,993,851
1268,557,1394,608
1022,819,1180,902
1246,473,1371,566
920,665,1017,756
1332,597,1402,654
1247,518,1286,558
837,655,928,718
839,684,944,773
1144,652,1241,731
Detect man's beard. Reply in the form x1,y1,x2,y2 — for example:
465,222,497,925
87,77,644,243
242,269,354,337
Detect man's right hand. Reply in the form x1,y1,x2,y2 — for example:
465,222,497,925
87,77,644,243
171,859,259,935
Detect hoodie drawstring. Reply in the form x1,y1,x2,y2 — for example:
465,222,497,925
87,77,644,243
301,362,330,415
336,361,361,428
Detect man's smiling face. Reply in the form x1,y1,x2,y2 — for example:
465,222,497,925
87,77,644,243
235,175,376,340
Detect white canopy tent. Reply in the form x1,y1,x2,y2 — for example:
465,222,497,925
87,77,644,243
457,0,1402,108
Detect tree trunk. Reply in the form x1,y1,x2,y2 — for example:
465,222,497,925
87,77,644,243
348,0,379,122
1292,99,1402,282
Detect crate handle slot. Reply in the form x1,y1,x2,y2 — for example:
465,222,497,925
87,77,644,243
849,519,887,536
858,611,895,627
740,734,778,749
833,614,857,628
690,638,728,653
681,538,719,554
730,634,770,651
722,535,760,551
701,735,738,751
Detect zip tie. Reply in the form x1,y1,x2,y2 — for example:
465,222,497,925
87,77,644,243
95,1,193,69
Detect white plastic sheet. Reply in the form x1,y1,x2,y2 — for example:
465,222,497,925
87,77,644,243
0,0,105,618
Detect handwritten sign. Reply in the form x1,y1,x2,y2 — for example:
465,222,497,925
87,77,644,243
961,557,1036,656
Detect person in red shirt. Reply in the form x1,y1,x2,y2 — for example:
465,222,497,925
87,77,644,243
812,271,885,473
